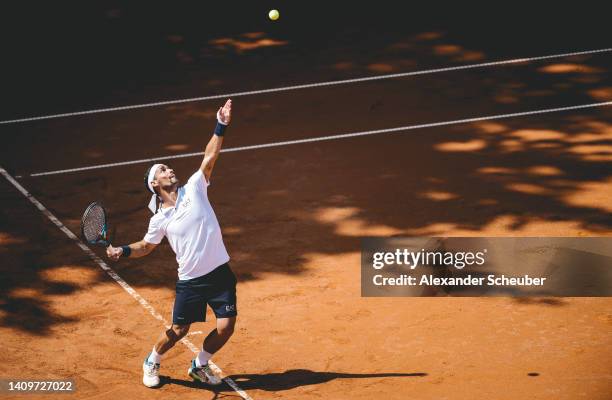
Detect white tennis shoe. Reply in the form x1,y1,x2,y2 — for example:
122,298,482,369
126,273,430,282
142,355,160,388
188,359,222,385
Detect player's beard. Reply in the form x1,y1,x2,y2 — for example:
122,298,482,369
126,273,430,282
161,176,179,192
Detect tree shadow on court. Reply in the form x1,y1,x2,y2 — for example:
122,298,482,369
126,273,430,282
158,369,427,393
0,294,78,335
0,182,100,335
4,47,610,323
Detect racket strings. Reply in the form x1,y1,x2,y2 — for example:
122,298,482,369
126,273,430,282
83,205,106,242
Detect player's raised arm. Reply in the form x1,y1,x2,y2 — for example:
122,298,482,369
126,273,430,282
200,99,232,182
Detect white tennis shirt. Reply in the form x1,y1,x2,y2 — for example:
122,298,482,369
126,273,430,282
144,170,230,280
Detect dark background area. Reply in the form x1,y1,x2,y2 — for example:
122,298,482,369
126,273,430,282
0,1,610,120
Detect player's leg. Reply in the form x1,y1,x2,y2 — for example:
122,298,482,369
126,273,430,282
203,316,236,354
189,316,236,385
202,263,238,357
189,262,237,385
142,324,190,387
143,276,207,387
155,324,191,353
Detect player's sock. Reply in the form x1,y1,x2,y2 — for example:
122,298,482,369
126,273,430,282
148,347,162,364
195,350,213,367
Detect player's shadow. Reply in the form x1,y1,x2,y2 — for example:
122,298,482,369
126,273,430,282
159,369,427,392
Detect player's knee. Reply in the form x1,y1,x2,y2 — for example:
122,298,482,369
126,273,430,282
217,318,235,337
217,325,234,338
172,324,190,339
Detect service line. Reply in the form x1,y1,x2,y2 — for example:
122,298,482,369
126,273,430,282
22,100,612,178
1,48,610,125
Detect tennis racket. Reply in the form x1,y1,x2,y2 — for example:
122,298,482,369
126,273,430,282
81,201,112,247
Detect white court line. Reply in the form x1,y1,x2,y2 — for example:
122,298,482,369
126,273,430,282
0,167,253,400
1,47,610,125
24,100,612,178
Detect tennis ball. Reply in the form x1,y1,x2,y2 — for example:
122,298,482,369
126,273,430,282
268,9,279,21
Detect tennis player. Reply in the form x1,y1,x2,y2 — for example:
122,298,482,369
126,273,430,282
106,99,236,388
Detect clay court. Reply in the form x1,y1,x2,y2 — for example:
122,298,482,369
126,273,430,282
1,3,611,399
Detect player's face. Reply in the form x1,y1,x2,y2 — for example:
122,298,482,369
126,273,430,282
155,165,178,188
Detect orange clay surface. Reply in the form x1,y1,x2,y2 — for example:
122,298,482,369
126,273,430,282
1,20,611,400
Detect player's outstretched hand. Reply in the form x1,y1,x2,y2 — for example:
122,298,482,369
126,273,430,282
217,99,232,125
106,245,122,261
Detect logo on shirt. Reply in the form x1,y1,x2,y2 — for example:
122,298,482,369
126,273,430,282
181,197,192,209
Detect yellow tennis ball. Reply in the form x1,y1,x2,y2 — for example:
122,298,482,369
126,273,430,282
268,9,279,21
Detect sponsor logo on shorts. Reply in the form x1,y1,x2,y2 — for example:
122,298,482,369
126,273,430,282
225,304,236,312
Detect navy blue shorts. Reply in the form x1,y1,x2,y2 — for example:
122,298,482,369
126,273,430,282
172,263,237,325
